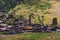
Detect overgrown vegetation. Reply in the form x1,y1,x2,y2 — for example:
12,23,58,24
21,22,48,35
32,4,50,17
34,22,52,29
8,0,52,25
0,0,60,25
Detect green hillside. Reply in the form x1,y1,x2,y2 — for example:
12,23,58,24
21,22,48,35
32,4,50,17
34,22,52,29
0,0,60,25
8,0,52,25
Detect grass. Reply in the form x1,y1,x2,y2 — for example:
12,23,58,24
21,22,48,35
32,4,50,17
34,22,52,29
0,32,60,40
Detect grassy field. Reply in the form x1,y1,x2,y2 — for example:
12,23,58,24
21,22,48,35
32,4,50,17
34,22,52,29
0,32,60,40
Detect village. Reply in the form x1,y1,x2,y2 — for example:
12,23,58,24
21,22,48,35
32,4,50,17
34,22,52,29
0,10,59,34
